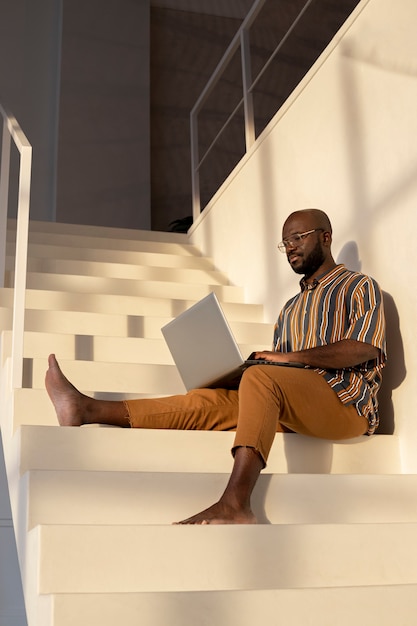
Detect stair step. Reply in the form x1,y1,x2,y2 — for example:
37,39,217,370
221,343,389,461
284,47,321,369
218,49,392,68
29,357,184,394
6,271,244,302
11,389,164,428
1,329,268,365
1,307,174,342
0,287,266,322
10,217,190,243
7,226,197,257
31,522,417,593
9,219,197,254
24,470,417,528
7,240,218,270
49,585,417,626
0,318,270,365
16,257,230,286
14,426,401,475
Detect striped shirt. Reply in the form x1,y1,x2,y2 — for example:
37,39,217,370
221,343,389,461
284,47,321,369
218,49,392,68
273,265,387,434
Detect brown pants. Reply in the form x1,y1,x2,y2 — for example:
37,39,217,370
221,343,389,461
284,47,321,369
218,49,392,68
124,365,368,466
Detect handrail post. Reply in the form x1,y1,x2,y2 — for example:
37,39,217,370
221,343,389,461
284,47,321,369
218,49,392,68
240,27,256,151
0,104,32,390
11,144,32,389
190,111,201,221
0,119,11,289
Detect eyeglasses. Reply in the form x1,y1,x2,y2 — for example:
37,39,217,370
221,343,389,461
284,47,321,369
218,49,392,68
277,228,323,253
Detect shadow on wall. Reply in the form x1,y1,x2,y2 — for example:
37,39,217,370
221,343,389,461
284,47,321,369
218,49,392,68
377,292,406,434
337,241,406,435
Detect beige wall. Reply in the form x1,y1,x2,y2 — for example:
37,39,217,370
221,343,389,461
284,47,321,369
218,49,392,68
190,0,417,469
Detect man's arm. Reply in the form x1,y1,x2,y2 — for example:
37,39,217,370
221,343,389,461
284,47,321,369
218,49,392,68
254,339,380,370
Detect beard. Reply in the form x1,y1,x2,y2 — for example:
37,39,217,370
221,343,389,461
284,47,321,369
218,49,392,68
288,240,326,277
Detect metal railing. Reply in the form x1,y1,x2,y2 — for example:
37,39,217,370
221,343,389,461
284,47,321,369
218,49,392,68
190,0,314,219
0,104,32,389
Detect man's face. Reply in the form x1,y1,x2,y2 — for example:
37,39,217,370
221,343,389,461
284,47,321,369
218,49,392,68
281,217,326,277
288,236,326,276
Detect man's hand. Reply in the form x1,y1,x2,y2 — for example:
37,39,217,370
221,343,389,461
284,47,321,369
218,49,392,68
253,339,380,370
252,350,295,363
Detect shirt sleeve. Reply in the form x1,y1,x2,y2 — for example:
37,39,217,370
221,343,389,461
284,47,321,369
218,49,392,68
344,276,387,365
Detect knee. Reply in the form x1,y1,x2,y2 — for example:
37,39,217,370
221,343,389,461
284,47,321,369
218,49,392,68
240,364,274,390
240,365,290,405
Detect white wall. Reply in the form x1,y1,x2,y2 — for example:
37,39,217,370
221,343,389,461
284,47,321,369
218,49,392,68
190,0,417,470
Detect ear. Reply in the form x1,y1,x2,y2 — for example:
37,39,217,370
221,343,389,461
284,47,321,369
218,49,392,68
322,230,332,247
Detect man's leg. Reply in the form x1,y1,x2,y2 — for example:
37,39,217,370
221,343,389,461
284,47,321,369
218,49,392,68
175,366,289,524
46,354,259,524
233,364,369,465
45,354,239,431
177,365,368,525
176,445,263,524
45,354,131,427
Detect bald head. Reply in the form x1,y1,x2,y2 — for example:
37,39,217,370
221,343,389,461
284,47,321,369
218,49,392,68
283,209,332,235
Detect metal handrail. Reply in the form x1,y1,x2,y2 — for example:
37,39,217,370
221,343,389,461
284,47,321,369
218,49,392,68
190,0,314,219
0,103,32,389
248,0,314,96
190,0,265,219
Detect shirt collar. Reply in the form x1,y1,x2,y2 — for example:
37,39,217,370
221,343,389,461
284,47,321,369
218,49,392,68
299,264,346,292
300,277,319,291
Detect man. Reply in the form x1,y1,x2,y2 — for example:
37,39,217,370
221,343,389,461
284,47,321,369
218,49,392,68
45,209,386,525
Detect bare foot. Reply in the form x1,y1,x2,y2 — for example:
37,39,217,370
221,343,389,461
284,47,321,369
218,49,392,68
175,500,257,525
45,354,88,426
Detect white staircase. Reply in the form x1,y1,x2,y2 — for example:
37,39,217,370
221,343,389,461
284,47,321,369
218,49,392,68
0,220,415,626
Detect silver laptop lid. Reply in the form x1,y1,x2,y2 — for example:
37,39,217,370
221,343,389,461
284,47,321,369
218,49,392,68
161,292,244,391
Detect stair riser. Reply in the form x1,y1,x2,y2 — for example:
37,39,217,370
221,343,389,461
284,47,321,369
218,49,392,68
33,523,417,593
29,358,185,394
15,426,402,475
0,287,266,322
8,218,189,244
1,330,268,367
7,242,217,270
50,586,417,626
8,230,196,256
12,257,229,287
6,272,244,302
9,232,198,255
24,470,417,528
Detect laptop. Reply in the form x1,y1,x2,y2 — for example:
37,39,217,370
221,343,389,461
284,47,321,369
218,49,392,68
161,292,305,391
